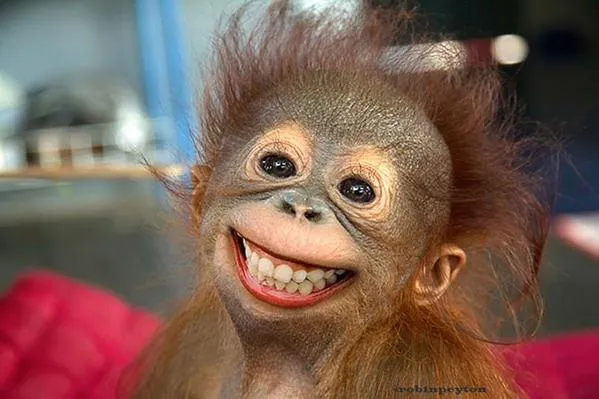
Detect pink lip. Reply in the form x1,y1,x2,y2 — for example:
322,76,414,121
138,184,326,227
231,233,353,308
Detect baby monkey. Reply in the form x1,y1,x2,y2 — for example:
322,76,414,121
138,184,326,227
132,1,549,398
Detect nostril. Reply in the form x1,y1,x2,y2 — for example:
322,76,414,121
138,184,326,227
273,191,327,222
281,200,296,215
304,209,321,221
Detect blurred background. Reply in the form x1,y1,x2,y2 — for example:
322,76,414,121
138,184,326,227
0,0,597,336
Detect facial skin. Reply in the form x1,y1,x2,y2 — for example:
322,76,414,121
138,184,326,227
191,72,466,397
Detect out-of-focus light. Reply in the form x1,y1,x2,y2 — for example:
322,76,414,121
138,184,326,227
115,118,148,152
114,105,149,152
492,34,529,65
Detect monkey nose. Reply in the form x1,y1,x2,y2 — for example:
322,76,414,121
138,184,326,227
271,190,329,223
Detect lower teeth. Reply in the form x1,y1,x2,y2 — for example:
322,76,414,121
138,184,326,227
251,267,344,296
249,262,344,296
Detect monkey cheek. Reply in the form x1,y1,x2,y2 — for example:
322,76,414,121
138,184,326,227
213,233,240,285
212,232,272,314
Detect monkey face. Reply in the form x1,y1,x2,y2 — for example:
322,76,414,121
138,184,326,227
197,73,465,325
200,125,365,320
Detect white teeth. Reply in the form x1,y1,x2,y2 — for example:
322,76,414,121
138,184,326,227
249,263,258,277
241,237,347,295
298,280,314,296
258,258,274,277
243,239,251,259
273,264,293,283
307,269,325,283
250,252,259,268
325,274,337,285
313,279,326,291
292,270,307,283
285,281,299,293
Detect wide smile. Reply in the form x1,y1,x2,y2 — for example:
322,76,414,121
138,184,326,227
231,230,354,308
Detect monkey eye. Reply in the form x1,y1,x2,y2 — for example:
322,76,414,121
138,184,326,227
260,154,297,179
338,177,375,204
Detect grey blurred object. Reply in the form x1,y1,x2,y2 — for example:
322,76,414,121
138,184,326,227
0,71,22,114
0,72,22,134
20,74,145,133
0,71,24,171
4,73,150,170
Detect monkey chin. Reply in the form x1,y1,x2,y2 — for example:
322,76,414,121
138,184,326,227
229,230,355,308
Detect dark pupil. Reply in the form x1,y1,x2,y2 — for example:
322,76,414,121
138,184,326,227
338,178,375,203
260,154,296,178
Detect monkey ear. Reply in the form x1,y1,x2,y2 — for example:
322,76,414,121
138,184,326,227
413,244,466,306
190,164,213,226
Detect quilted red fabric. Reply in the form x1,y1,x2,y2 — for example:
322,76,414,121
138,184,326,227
508,330,599,399
0,271,159,399
0,271,598,398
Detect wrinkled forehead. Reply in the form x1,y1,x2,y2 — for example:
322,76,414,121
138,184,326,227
262,72,452,176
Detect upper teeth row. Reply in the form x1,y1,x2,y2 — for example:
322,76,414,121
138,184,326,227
243,238,345,296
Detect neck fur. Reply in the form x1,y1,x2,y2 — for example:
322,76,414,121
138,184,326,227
132,286,520,399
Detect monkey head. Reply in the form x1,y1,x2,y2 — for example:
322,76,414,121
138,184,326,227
193,68,467,343
134,3,549,398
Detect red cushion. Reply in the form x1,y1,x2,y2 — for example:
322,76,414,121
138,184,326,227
0,271,159,399
507,330,599,398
